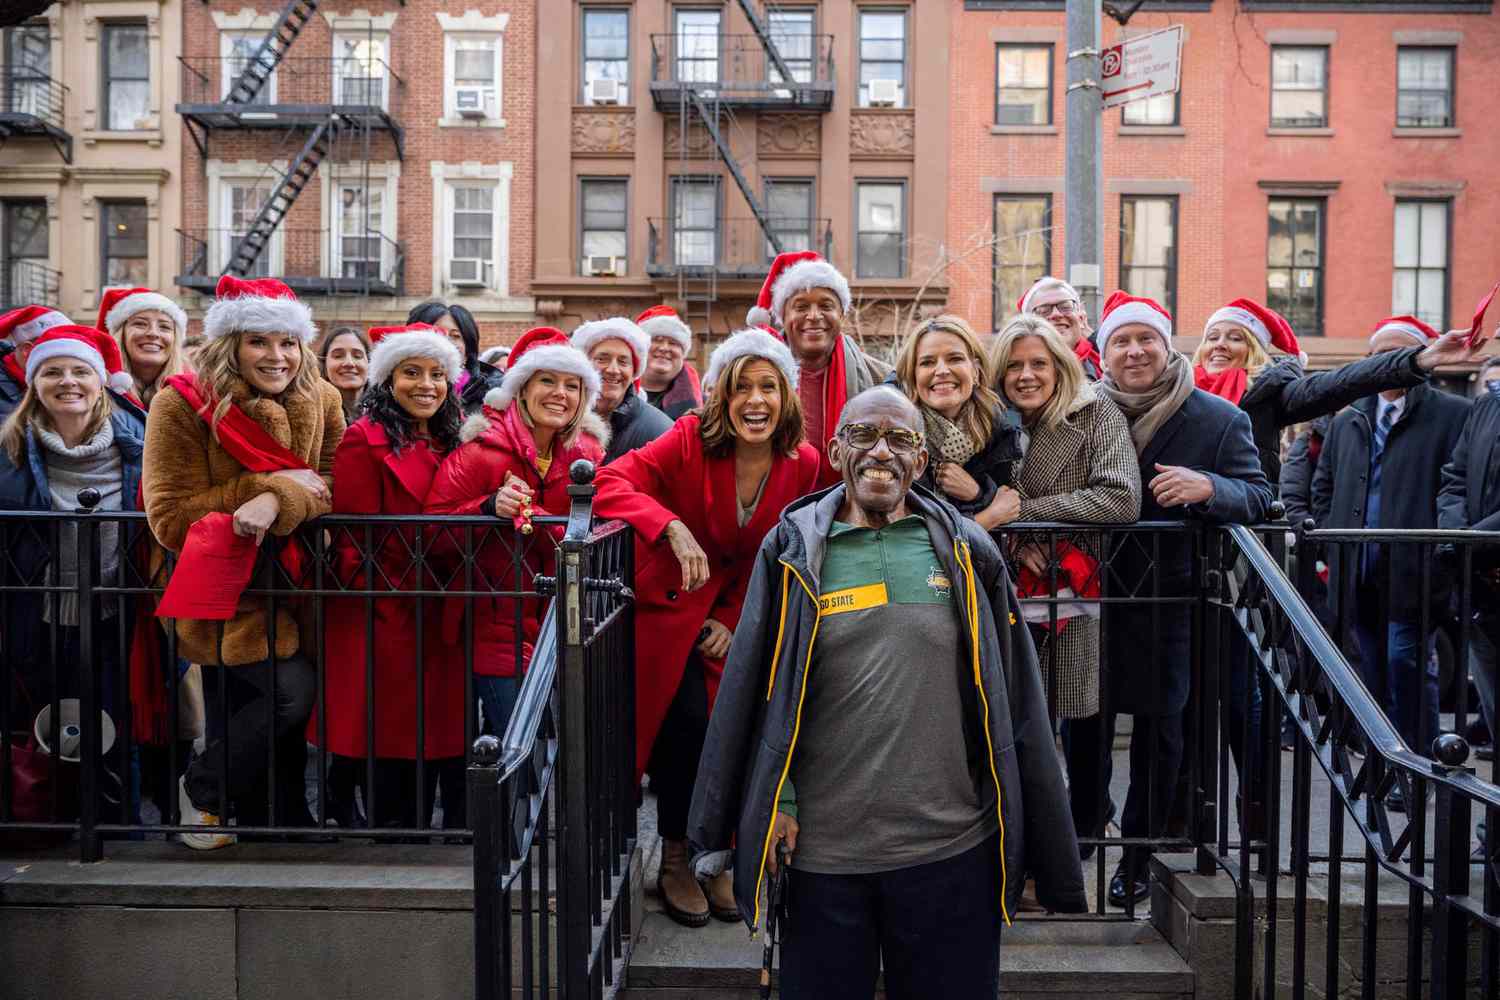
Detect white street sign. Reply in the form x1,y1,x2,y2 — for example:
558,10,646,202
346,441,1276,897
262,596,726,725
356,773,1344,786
1100,25,1183,110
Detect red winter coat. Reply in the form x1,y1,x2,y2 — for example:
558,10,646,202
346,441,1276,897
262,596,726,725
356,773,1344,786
424,401,606,678
314,417,465,760
592,415,820,780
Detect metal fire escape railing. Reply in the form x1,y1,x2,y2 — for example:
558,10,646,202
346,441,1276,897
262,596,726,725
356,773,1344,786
225,0,319,106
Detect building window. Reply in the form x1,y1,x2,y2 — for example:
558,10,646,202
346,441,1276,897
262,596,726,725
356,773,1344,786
1119,195,1177,318
995,45,1051,126
445,35,501,120
334,182,385,280
581,8,629,104
6,24,51,119
856,181,905,279
857,9,906,108
101,200,148,286
1396,47,1454,128
220,32,276,104
1122,90,1178,126
580,178,628,274
765,178,815,260
671,177,719,267
1393,200,1448,331
2,200,49,306
445,185,494,287
333,32,389,109
767,9,815,86
673,9,720,85
223,180,273,278
1270,46,1327,128
1266,198,1324,338
992,195,1051,331
102,23,150,130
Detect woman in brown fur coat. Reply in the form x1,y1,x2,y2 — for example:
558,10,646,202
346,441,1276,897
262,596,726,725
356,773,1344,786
143,275,344,849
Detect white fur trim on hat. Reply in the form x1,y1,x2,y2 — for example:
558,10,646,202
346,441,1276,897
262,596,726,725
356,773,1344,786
1096,302,1173,354
26,338,107,386
203,294,318,343
572,318,651,381
1370,321,1431,347
638,313,693,353
105,291,188,338
366,330,464,387
769,260,851,325
1204,306,1270,347
703,328,800,395
490,343,602,411
1021,277,1080,313
8,309,69,346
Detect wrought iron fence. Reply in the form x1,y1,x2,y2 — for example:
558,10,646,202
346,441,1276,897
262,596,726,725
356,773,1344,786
646,217,834,279
174,227,406,296
0,258,62,312
648,33,836,108
177,56,404,119
0,71,67,132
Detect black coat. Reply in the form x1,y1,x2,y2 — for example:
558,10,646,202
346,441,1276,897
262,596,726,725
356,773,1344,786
1438,391,1500,534
602,391,673,465
459,359,506,415
916,405,1026,516
1311,383,1470,620
1236,347,1428,487
1104,389,1273,715
1278,414,1332,529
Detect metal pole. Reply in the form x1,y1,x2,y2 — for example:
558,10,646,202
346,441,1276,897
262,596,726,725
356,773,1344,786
1065,0,1104,322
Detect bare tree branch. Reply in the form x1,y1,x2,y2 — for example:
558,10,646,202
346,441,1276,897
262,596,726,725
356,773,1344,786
2,1,58,29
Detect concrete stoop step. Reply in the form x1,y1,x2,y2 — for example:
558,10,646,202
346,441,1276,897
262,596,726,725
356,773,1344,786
623,914,1194,999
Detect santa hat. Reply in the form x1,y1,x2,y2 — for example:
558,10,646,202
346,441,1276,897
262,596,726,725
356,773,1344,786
1095,291,1173,355
746,250,851,328
1369,315,1440,347
0,305,71,347
634,305,693,354
1205,298,1306,365
365,322,463,387
97,286,188,340
572,317,650,381
203,274,317,343
24,324,136,394
703,328,800,396
485,326,601,412
1017,276,1081,314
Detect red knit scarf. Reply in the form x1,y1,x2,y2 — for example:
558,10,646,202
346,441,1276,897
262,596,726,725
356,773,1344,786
1074,336,1101,375
1194,364,1249,406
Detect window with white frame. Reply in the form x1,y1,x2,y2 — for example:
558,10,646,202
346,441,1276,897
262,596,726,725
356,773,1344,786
222,180,274,277
445,34,501,121
333,32,388,109
335,181,385,280
449,186,495,289
1392,199,1448,330
220,31,276,104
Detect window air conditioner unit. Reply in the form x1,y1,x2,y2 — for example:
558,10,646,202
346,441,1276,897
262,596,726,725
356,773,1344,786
584,255,623,277
448,258,493,288
868,78,900,107
454,86,491,119
587,78,621,105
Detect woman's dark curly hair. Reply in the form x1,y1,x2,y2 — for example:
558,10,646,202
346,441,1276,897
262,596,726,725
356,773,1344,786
358,377,463,456
407,300,481,378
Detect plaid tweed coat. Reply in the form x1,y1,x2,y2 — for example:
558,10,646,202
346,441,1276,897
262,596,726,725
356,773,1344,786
1009,383,1141,718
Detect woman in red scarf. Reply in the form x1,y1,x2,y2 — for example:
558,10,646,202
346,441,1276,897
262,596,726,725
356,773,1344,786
592,328,819,930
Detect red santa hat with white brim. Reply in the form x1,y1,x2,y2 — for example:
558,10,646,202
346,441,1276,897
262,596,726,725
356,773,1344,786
572,317,651,381
634,305,693,354
1205,298,1307,365
1017,276,1082,314
703,328,800,396
746,250,852,328
25,324,136,394
365,322,464,387
1369,315,1440,347
97,286,188,340
0,305,71,347
203,274,317,343
484,326,601,412
1095,290,1174,355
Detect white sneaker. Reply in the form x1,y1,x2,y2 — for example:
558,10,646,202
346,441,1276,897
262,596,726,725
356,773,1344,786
178,776,234,851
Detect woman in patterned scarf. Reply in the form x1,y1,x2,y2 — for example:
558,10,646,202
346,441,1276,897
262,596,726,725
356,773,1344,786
890,315,1024,517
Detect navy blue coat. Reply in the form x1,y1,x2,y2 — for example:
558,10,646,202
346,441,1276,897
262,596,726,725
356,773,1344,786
1104,388,1273,715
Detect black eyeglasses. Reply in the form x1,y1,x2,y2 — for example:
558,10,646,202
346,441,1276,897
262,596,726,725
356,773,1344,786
839,422,924,455
1032,300,1079,318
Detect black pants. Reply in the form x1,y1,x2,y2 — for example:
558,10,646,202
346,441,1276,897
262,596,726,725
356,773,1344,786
186,655,316,822
1098,710,1184,879
779,834,1004,1000
329,755,468,830
647,655,708,842
1059,713,1109,843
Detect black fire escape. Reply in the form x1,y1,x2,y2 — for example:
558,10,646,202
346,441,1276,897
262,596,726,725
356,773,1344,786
646,1,834,316
174,0,405,297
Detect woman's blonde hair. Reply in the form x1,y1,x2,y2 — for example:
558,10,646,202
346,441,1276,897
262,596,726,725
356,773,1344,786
0,374,113,464
988,314,1087,431
1191,321,1272,379
515,370,593,450
698,353,804,458
190,329,323,435
116,309,187,407
893,315,1000,448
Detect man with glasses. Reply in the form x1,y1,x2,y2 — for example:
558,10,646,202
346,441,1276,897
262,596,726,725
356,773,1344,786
1019,276,1101,380
689,386,1084,1000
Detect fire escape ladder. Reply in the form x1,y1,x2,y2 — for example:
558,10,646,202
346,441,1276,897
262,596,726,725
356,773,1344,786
687,91,783,257
226,0,320,106
733,0,795,91
226,118,337,277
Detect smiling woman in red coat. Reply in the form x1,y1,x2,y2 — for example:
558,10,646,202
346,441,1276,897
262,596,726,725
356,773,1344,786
316,323,467,830
593,327,818,929
425,328,608,737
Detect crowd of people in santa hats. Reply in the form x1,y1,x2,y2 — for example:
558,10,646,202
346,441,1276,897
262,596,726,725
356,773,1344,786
0,242,1495,955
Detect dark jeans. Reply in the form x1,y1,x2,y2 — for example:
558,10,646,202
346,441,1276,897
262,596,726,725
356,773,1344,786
1353,587,1439,755
1059,714,1109,844
329,755,467,830
1099,710,1184,879
186,655,317,821
647,654,708,842
779,834,1004,1000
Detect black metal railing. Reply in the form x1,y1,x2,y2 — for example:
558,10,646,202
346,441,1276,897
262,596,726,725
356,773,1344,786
0,71,67,132
177,56,404,123
175,227,405,296
648,33,835,110
646,217,833,280
0,258,62,311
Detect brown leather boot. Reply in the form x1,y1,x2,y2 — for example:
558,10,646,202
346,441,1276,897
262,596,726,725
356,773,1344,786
702,868,739,922
657,839,709,927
